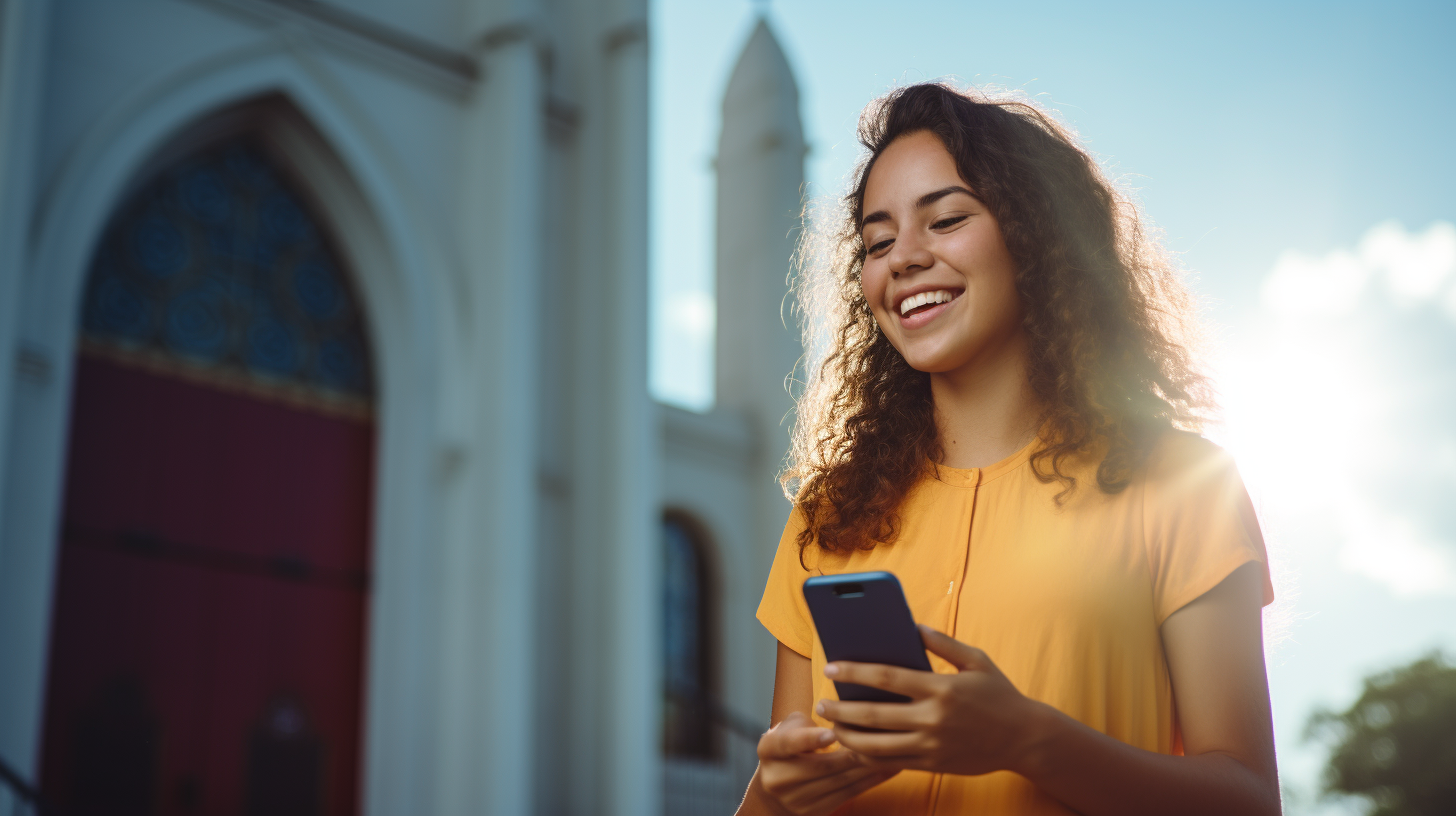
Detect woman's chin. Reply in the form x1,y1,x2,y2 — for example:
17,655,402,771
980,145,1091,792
900,351,966,374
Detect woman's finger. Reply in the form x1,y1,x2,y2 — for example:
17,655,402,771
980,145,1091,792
778,761,894,808
831,724,926,757
824,660,941,698
816,698,925,731
762,747,865,785
762,725,832,757
771,725,837,757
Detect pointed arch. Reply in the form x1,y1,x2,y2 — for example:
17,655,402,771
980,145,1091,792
78,120,376,415
0,49,453,815
40,100,380,816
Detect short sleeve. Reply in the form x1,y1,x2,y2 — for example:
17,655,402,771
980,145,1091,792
1143,433,1275,625
756,508,816,657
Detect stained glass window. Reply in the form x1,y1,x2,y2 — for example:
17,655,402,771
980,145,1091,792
80,138,373,411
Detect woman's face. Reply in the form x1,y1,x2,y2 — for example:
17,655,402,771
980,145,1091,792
859,131,1024,376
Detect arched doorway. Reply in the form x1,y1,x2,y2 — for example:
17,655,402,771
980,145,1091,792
38,134,374,816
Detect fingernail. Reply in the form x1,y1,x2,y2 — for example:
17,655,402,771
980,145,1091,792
824,664,840,677
818,729,834,745
815,701,826,715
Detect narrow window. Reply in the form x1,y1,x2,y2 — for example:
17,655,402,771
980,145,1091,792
662,512,716,758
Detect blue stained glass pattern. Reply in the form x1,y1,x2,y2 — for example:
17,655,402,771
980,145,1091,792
90,273,152,340
247,316,299,377
317,339,365,393
165,283,229,361
131,211,188,278
294,262,342,320
80,139,374,400
181,168,231,224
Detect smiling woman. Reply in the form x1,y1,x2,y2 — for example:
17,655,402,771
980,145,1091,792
739,83,1280,816
787,86,1213,560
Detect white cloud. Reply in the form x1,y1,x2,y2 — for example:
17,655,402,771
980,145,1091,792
1361,220,1456,302
1229,220,1456,598
1443,283,1456,323
1261,248,1369,316
1260,220,1456,317
1338,508,1456,597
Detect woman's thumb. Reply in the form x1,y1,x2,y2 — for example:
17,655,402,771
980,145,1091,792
918,624,988,671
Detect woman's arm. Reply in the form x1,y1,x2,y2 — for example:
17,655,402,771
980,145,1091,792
1013,561,1279,815
770,639,815,724
737,642,897,816
819,562,1280,816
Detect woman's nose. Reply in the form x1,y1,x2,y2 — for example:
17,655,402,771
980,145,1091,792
887,231,934,278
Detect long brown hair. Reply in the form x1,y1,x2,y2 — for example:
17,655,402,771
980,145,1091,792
784,82,1212,555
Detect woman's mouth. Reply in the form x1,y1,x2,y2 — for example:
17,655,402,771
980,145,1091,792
896,288,962,328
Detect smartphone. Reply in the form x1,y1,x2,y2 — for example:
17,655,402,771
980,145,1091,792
802,571,933,704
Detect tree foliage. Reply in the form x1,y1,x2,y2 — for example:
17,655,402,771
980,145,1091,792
1304,652,1456,816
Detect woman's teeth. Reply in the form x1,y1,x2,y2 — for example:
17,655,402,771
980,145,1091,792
899,289,956,316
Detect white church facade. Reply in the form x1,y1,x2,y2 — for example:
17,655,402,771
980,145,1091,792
0,1,804,814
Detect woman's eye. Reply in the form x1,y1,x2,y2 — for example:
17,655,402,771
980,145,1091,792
868,238,893,255
932,215,968,230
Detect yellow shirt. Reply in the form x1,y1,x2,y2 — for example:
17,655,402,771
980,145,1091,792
756,430,1273,815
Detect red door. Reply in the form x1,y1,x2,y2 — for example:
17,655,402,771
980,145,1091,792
40,137,375,816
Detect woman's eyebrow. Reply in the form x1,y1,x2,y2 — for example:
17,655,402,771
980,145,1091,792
860,185,976,230
861,210,891,228
916,185,974,209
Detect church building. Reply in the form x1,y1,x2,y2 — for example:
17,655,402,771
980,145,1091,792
0,1,805,814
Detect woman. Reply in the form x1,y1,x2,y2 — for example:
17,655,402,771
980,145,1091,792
739,83,1280,815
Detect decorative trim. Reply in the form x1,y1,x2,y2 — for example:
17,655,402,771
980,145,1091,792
661,404,754,470
476,17,556,79
80,337,374,423
545,96,581,144
14,344,53,385
191,0,479,94
477,21,535,52
604,19,648,54
65,525,371,592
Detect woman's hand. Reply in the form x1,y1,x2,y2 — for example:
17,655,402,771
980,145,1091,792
815,625,1049,777
749,710,899,815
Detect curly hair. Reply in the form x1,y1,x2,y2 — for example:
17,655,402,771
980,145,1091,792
783,82,1212,556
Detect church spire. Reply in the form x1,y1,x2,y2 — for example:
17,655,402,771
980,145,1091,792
714,15,805,578
720,18,802,150
715,17,804,418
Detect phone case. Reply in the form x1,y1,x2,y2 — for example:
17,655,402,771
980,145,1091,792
802,571,932,704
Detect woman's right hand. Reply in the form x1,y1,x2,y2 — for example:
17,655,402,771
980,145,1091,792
745,711,898,815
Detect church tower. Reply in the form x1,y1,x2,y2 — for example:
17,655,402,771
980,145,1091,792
715,18,806,570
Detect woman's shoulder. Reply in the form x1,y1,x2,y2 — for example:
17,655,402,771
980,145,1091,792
1137,428,1246,508
1143,428,1233,477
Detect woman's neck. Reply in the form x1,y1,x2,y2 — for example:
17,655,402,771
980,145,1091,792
930,334,1042,469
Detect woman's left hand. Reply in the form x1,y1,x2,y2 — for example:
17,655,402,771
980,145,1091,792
816,625,1049,777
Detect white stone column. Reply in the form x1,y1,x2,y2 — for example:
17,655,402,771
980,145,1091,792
556,2,660,812
430,9,546,814
0,0,54,783
598,11,661,815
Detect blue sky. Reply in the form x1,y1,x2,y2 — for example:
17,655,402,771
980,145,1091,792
649,1,1456,812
